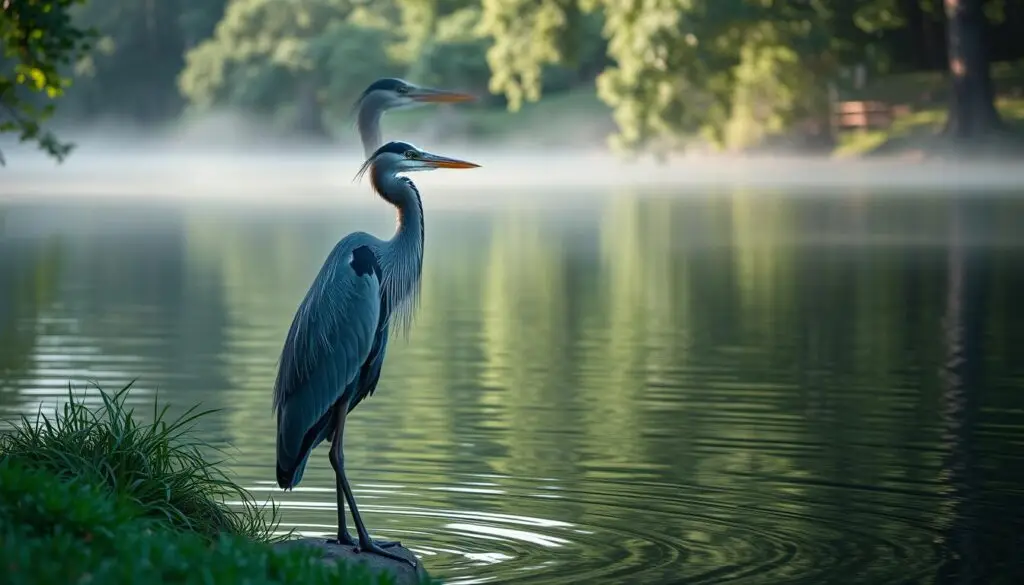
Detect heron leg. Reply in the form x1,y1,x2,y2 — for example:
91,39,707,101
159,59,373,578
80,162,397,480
331,401,407,560
327,403,356,547
340,465,416,568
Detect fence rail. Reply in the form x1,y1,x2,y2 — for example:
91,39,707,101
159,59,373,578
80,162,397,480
832,100,911,131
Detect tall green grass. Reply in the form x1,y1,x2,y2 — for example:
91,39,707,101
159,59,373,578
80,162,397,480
0,383,431,584
0,462,400,585
0,382,279,541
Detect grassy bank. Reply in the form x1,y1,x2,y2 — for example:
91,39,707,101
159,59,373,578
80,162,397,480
0,384,411,585
834,60,1024,158
834,96,1024,158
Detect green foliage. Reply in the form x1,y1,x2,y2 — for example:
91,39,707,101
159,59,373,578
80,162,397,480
3,0,1012,160
0,382,278,542
472,0,984,156
178,0,400,137
0,0,95,165
0,462,403,585
308,21,404,133
477,0,572,111
723,23,822,151
179,0,341,108
594,0,717,154
393,2,492,94
58,0,227,125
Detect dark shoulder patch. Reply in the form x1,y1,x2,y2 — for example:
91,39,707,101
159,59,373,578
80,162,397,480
350,245,381,279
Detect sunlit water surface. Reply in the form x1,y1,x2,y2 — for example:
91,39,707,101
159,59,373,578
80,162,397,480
2,189,1023,584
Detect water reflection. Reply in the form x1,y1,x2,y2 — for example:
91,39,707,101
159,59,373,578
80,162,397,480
0,223,63,414
1,191,1023,584
933,201,1024,585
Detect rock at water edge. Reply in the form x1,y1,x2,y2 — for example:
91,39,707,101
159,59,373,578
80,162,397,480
272,537,429,585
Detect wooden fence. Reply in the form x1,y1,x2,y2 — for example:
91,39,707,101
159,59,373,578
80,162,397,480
832,101,912,131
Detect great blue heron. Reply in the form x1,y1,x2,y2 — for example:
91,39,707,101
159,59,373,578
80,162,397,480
355,78,475,157
273,141,480,568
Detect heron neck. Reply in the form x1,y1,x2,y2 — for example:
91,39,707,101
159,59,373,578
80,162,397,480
357,104,383,158
376,174,425,333
389,185,425,272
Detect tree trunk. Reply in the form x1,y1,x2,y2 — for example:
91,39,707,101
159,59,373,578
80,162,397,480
942,0,1003,139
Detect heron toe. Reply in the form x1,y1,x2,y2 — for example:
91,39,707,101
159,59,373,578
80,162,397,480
339,536,400,548
354,540,417,568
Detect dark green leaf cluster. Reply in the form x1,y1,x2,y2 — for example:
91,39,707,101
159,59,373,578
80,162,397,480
0,0,95,165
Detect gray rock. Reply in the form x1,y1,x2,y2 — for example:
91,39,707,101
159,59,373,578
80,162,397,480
272,537,430,584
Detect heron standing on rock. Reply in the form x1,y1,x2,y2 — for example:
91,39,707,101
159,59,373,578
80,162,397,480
272,140,480,567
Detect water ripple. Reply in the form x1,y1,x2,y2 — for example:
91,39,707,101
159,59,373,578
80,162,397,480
3,196,1024,583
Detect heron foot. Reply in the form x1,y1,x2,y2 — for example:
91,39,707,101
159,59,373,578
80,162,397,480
353,540,417,568
328,532,357,547
331,534,401,548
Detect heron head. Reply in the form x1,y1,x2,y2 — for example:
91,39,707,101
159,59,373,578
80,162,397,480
355,78,475,113
355,141,480,182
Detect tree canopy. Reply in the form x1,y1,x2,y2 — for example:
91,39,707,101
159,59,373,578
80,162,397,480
2,0,1021,163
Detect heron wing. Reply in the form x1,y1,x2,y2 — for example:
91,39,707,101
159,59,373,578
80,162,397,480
273,237,383,483
348,306,390,414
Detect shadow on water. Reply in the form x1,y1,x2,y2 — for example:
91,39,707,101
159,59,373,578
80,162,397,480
1,190,1023,584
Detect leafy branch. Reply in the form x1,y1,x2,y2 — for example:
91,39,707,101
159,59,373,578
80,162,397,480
0,0,96,166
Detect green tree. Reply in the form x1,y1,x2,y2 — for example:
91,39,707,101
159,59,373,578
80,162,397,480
0,0,94,165
477,0,885,157
3,0,229,153
477,0,572,112
390,0,492,94
178,0,401,138
59,0,228,124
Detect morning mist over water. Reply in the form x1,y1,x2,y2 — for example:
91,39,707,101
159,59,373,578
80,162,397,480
5,126,1024,208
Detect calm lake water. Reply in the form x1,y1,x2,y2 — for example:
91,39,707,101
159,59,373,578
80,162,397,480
1,189,1023,584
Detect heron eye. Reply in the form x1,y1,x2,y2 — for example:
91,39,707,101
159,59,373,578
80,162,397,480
396,85,409,95
404,150,417,159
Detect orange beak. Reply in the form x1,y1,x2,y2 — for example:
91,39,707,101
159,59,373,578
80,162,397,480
409,87,477,104
419,151,481,169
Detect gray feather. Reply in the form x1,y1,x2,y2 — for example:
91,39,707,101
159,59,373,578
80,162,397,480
273,232,384,486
